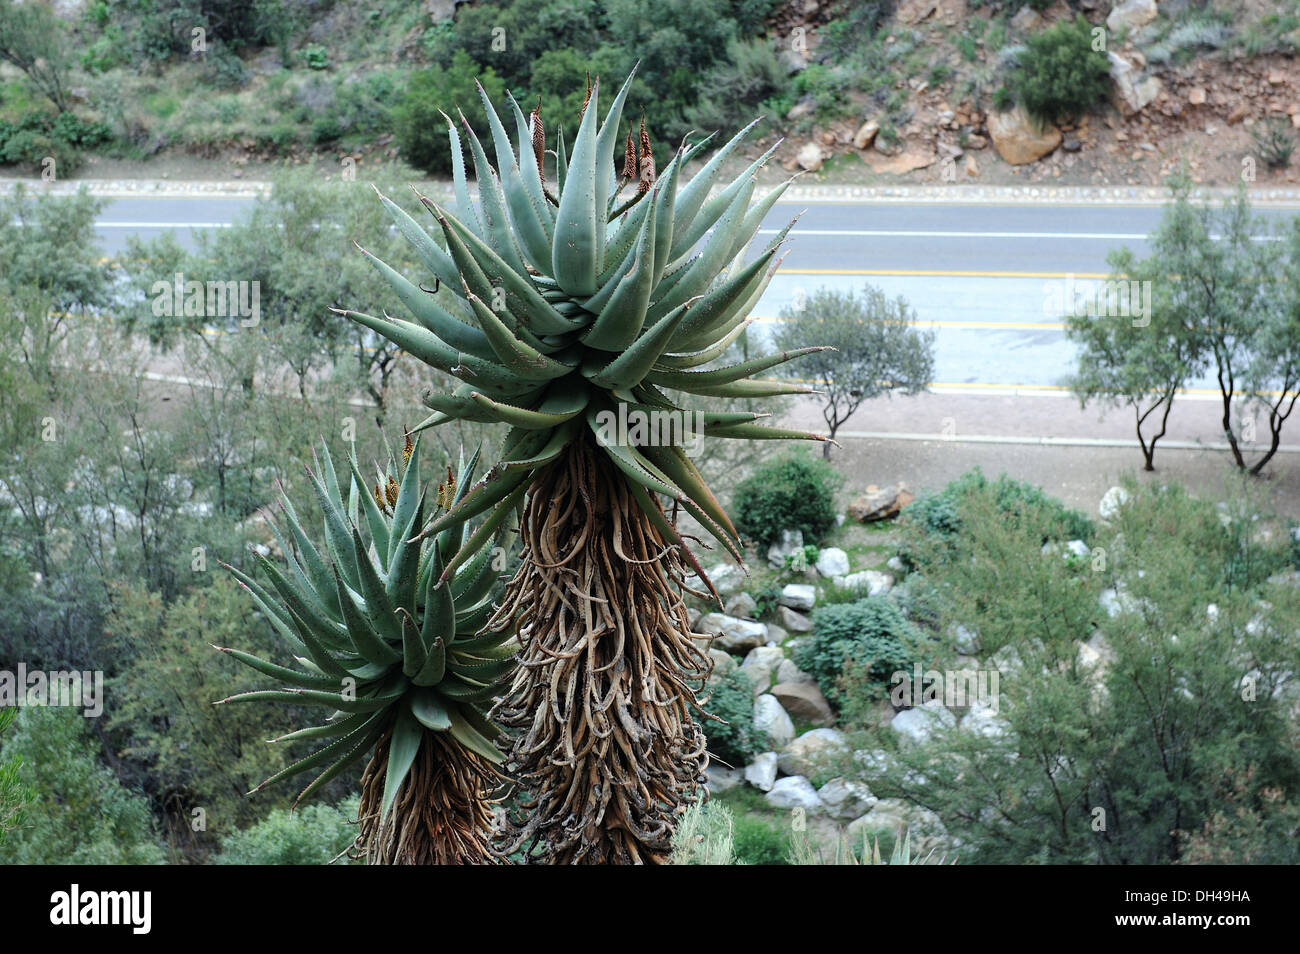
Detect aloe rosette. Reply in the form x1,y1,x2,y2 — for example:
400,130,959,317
216,436,515,863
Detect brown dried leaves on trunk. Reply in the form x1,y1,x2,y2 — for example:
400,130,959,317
354,727,503,865
488,437,712,864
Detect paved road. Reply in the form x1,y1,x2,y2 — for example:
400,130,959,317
90,194,1299,397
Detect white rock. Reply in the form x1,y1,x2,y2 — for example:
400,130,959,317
706,765,743,793
743,752,778,791
890,701,956,744
1106,0,1158,33
1098,485,1131,521
839,570,893,596
753,694,796,749
743,646,786,671
961,701,1006,739
815,547,850,578
724,591,758,619
795,142,825,172
764,775,824,812
778,583,816,611
886,555,907,574
707,649,736,679
777,606,812,632
703,562,746,597
743,664,772,697
950,624,980,654
698,613,769,653
1108,51,1161,117
778,728,849,777
766,529,804,569
817,777,877,820
775,658,814,685
1065,539,1090,558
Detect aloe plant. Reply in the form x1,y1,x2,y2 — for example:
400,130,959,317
343,70,827,863
217,435,515,864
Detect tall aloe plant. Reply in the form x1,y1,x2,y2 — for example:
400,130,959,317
342,71,827,863
217,435,516,864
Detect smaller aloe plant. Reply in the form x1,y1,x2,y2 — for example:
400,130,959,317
216,434,517,864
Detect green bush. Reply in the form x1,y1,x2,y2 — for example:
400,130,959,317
733,454,841,549
900,468,1094,568
855,477,1300,865
704,668,767,767
0,703,165,865
300,43,329,71
1008,16,1110,123
731,811,790,865
214,796,360,865
393,49,506,175
796,597,921,708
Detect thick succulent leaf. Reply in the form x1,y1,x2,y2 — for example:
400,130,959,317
671,140,775,262
447,705,505,763
459,110,531,280
251,712,382,794
647,347,828,391
582,192,657,351
669,248,774,348
552,78,601,294
705,422,830,442
623,478,720,605
359,245,496,360
416,463,532,544
445,113,483,237
411,635,446,686
650,177,755,321
269,711,370,744
440,481,527,582
465,292,577,381
347,453,390,557
467,380,587,430
670,119,760,246
657,317,753,369
375,187,460,290
293,716,387,806
410,686,452,730
381,704,423,821
640,443,738,542
333,567,402,666
214,646,340,690
658,376,814,398
587,296,698,391
593,70,636,228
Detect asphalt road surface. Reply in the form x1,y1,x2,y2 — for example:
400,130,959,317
90,194,1299,395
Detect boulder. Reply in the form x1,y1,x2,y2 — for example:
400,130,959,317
864,146,937,175
779,583,816,611
796,142,825,172
697,613,768,654
837,570,893,597
890,701,956,744
753,694,796,749
778,727,849,777
847,483,913,522
744,646,786,671
818,777,877,820
767,529,805,569
777,606,813,633
772,681,834,726
765,775,825,812
1108,52,1161,118
744,752,778,791
706,765,744,793
742,664,772,696
852,120,879,149
815,547,850,578
895,0,938,25
1106,0,1158,33
698,562,746,597
950,624,980,654
1099,485,1131,521
776,658,815,685
1009,5,1042,31
707,648,736,680
724,592,759,620
987,104,1061,164
961,701,1007,739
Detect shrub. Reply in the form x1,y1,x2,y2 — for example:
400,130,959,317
1008,16,1110,123
731,811,790,865
393,49,506,175
704,668,767,766
214,796,360,865
1252,117,1295,169
669,797,736,865
900,468,1094,568
796,597,921,708
299,43,328,71
0,703,165,864
733,454,841,549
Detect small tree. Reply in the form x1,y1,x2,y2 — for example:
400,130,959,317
1009,16,1111,124
0,0,75,113
1064,247,1196,471
774,284,935,458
